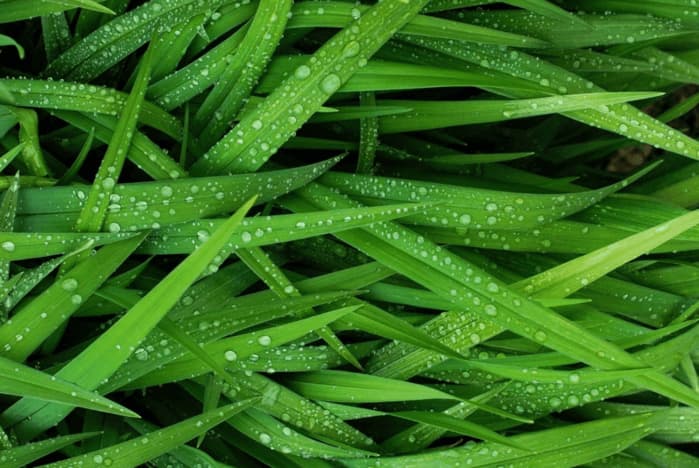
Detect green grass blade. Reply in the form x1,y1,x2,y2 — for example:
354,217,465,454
0,0,113,23
45,399,258,467
0,356,137,417
0,234,145,360
515,210,699,298
2,198,256,440
0,432,99,467
191,0,430,175
71,43,153,237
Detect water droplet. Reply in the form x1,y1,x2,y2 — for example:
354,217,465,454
61,278,78,291
294,65,311,80
102,177,115,190
259,433,272,445
1,241,15,252
534,330,547,342
342,41,360,58
320,74,341,94
257,335,271,346
224,350,238,361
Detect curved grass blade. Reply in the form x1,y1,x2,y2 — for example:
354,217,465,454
5,107,48,176
0,0,113,23
0,34,24,58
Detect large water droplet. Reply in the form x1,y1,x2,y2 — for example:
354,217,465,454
320,74,341,94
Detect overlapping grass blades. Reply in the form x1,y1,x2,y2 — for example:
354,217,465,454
1,0,699,465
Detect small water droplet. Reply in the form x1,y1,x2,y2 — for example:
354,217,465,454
257,335,271,346
294,65,311,80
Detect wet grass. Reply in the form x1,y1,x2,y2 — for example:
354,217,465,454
1,1,699,466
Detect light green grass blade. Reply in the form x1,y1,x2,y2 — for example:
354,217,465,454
0,432,99,467
0,144,24,172
390,410,524,449
0,356,137,417
378,92,662,133
0,0,113,23
343,414,655,467
290,184,699,407
45,399,258,467
0,234,145,360
122,306,361,388
515,210,699,298
256,56,546,95
16,158,339,234
285,370,463,404
0,78,182,140
0,34,24,58
2,198,255,440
